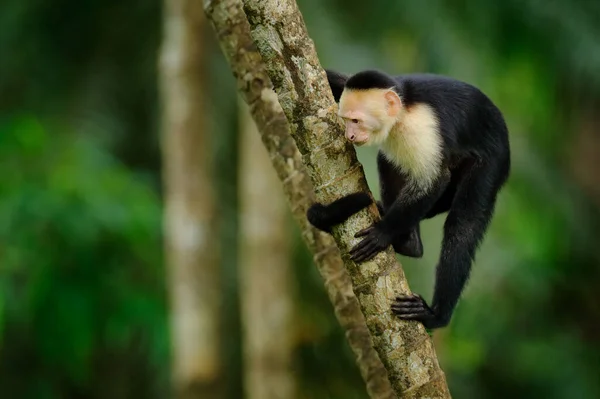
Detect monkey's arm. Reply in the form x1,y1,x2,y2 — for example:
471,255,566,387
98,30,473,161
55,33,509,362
349,172,450,262
307,194,423,258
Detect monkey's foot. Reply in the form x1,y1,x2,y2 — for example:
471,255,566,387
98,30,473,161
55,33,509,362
306,193,372,234
306,203,333,233
391,294,446,329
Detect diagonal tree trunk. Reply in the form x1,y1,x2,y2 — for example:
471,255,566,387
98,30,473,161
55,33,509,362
204,0,451,397
159,1,222,398
205,0,452,397
204,1,395,398
238,100,296,399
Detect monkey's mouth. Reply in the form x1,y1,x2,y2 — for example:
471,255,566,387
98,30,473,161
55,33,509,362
353,140,369,147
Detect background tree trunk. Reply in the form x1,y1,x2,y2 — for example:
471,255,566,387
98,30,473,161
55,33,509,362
159,1,222,398
238,100,296,399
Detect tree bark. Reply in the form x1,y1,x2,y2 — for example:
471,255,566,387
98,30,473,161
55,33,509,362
205,0,452,397
159,1,222,398
204,1,396,398
238,100,296,399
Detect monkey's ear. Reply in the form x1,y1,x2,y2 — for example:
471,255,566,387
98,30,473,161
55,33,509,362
326,69,349,102
384,90,402,118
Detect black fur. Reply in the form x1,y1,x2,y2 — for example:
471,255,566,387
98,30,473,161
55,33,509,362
307,69,511,330
345,69,399,92
306,192,372,233
397,74,507,160
376,200,423,258
325,70,349,102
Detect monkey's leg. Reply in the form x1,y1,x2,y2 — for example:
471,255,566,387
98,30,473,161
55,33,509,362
351,168,450,263
392,162,502,329
307,192,372,233
376,200,423,258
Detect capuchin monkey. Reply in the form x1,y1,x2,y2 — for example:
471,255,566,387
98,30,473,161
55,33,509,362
307,69,510,329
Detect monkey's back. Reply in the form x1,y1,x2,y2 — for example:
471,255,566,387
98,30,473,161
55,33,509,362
395,73,509,162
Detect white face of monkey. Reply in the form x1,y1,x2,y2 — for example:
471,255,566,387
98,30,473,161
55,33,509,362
337,88,402,146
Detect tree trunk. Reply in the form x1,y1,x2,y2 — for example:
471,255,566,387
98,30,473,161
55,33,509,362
159,1,222,398
205,0,452,397
238,100,296,399
203,2,394,397
204,1,450,397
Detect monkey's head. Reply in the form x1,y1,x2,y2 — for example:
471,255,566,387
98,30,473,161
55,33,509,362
337,70,403,147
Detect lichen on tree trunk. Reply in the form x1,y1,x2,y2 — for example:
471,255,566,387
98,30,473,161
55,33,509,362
204,1,396,397
241,0,451,397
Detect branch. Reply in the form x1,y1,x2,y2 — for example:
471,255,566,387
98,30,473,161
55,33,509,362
204,1,396,397
239,1,451,397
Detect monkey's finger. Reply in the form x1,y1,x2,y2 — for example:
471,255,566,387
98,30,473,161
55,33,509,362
356,248,379,262
354,226,374,238
392,304,427,314
350,247,372,262
393,301,420,307
392,309,426,317
394,312,428,320
350,241,379,262
392,309,429,318
349,238,374,255
352,238,377,255
394,295,419,302
392,305,424,313
391,302,423,311
392,296,423,305
395,294,423,302
364,242,385,259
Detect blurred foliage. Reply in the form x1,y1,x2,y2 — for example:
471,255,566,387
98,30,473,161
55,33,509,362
0,116,169,399
0,0,162,175
2,0,600,397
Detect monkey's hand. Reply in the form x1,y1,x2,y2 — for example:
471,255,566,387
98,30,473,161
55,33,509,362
349,223,393,262
391,294,446,330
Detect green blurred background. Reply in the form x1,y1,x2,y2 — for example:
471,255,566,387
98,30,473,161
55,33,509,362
2,0,600,398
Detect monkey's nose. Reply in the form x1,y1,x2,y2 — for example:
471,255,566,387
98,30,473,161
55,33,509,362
348,134,355,141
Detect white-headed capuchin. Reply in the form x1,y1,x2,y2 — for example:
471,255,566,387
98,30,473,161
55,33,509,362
307,69,511,329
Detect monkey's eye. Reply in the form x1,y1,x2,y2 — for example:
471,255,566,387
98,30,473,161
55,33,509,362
351,119,359,124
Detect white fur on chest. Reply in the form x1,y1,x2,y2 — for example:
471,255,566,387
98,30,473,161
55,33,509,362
381,103,443,191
